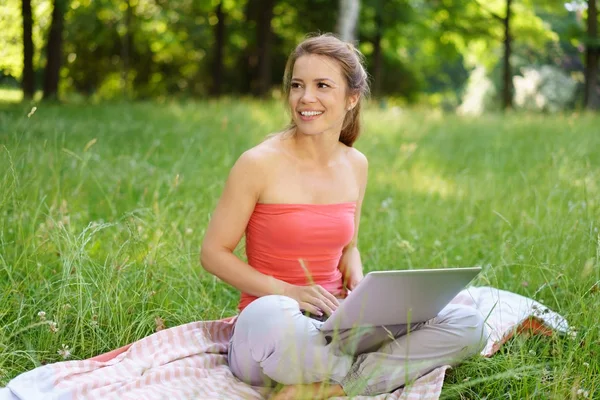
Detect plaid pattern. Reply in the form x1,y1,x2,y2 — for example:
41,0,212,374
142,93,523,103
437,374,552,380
1,286,569,400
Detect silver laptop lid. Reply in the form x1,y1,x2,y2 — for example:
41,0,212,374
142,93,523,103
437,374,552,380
321,267,481,331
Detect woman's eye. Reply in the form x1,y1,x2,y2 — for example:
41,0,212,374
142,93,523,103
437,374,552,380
291,82,301,89
317,82,330,88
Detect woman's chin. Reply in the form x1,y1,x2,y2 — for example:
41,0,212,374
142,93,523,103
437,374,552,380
294,123,336,137
296,129,323,137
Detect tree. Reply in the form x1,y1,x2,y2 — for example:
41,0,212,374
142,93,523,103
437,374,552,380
210,0,226,97
43,0,68,100
360,0,413,97
21,0,35,98
502,0,513,110
371,1,383,95
338,0,360,42
120,0,134,98
479,0,513,110
585,0,599,109
254,0,275,97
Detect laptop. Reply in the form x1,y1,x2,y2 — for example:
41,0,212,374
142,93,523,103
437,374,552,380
317,267,481,331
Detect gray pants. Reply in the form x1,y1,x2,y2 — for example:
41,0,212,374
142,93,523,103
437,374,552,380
228,295,488,396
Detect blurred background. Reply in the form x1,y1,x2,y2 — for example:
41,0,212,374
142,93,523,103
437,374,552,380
0,0,598,114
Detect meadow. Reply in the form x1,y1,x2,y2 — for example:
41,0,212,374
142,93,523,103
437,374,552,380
0,94,599,399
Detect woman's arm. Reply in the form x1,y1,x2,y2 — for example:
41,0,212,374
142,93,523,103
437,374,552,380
338,150,368,291
200,150,289,297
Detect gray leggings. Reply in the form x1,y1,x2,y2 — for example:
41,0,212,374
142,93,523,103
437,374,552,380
228,295,488,396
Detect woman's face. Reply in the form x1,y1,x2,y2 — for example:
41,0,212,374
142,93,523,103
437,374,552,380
288,54,357,138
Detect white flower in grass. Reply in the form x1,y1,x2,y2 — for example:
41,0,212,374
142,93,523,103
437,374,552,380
49,321,58,333
38,311,46,321
577,388,590,398
433,240,442,247
57,344,71,359
583,362,590,368
185,228,193,235
381,197,392,209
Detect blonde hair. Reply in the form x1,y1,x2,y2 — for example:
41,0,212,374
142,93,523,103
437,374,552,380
282,33,370,147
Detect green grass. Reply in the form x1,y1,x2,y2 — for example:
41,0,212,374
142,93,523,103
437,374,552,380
0,94,599,399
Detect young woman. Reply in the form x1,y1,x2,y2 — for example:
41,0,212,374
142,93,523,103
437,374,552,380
200,34,487,399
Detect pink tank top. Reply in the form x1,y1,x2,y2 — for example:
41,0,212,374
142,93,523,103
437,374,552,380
238,202,356,311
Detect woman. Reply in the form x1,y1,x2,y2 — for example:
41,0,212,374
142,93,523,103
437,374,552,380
200,34,487,399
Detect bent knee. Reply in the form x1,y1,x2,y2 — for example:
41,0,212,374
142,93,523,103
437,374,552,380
439,304,488,352
238,295,300,322
233,296,303,354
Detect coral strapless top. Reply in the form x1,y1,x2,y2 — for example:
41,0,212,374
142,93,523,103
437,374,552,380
238,202,356,311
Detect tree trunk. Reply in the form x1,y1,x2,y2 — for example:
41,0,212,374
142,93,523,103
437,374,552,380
21,0,35,99
121,0,133,98
254,0,275,97
372,4,383,97
337,0,360,42
585,0,599,110
43,0,67,100
502,0,512,110
210,1,225,97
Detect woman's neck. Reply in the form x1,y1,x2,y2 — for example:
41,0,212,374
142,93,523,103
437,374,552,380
289,128,342,166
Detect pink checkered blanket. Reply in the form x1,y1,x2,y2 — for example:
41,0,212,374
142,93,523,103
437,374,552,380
0,286,569,400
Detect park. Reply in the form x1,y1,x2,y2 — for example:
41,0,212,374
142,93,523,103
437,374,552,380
1,0,599,399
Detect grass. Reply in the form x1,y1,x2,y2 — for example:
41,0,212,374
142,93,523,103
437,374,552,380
0,93,599,399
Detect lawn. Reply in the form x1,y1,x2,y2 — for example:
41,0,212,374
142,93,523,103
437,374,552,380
0,95,599,399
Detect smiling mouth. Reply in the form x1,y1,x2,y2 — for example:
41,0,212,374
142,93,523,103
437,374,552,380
298,110,323,121
299,110,323,117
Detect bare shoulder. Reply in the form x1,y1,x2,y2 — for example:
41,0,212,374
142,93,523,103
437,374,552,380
227,135,282,195
234,136,281,172
346,147,368,168
344,146,368,182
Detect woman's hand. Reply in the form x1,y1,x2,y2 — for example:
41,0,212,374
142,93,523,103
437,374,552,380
283,284,340,316
337,245,364,297
344,268,364,292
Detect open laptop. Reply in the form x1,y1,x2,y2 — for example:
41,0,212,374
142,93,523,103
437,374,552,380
316,267,481,331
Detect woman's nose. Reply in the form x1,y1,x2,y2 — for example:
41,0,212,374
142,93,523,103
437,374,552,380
300,87,317,103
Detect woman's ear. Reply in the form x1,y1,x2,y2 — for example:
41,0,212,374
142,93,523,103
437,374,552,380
347,93,359,111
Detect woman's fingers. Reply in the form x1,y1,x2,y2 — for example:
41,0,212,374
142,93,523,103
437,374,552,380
316,286,340,307
298,302,322,316
317,295,338,315
293,285,341,316
306,295,335,316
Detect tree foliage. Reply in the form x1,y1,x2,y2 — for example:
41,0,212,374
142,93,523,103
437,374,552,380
0,0,596,109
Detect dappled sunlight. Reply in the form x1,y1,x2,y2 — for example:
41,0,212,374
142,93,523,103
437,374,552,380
249,103,288,133
553,145,599,208
0,88,24,104
362,106,446,143
570,173,598,195
558,163,599,211
372,165,462,200
410,171,463,198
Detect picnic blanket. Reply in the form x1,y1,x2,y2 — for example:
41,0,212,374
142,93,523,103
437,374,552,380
1,286,570,400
